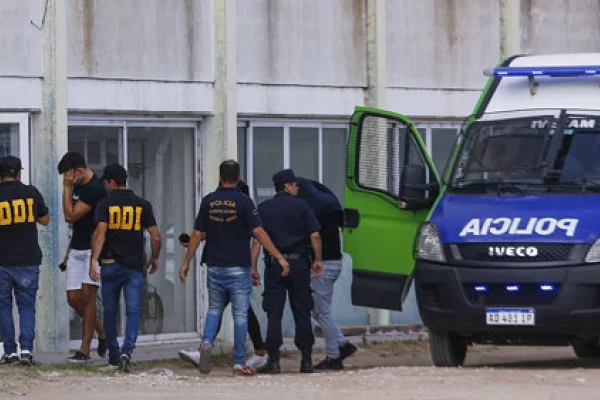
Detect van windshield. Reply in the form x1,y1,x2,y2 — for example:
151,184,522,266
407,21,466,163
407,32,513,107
449,115,600,193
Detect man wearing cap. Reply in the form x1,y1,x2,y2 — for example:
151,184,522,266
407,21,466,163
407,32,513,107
179,160,288,376
0,156,49,366
296,177,357,370
89,164,161,372
57,151,107,363
252,168,323,374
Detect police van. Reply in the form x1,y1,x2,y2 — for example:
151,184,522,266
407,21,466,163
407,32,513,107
343,53,600,367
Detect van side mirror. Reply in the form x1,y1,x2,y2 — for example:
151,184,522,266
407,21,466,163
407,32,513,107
399,164,438,211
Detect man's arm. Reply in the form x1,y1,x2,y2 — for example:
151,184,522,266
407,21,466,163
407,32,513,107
310,231,323,277
146,225,162,275
89,222,107,282
251,238,262,284
179,230,206,282
37,213,50,226
252,227,289,277
62,185,92,224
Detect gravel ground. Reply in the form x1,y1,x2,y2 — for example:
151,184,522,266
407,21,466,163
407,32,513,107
3,342,600,400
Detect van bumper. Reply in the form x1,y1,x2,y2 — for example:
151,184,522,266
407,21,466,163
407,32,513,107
414,260,600,340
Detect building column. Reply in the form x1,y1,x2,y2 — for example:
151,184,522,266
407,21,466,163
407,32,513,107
32,0,70,352
364,0,390,327
201,0,238,343
500,0,522,60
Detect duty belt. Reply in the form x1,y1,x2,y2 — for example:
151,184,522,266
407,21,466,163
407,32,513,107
267,253,304,262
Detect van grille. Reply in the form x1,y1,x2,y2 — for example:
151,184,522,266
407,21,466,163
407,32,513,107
454,243,574,263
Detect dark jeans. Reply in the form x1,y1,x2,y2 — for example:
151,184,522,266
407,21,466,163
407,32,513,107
216,297,264,352
262,256,314,361
101,262,144,363
0,266,39,354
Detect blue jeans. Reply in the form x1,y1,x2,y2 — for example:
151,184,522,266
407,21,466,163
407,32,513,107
0,266,39,354
101,262,144,363
202,267,251,366
311,259,348,359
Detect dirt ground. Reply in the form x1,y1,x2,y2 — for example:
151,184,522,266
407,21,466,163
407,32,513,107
3,341,600,400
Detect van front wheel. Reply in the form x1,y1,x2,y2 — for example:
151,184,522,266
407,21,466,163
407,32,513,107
573,341,600,358
429,330,467,367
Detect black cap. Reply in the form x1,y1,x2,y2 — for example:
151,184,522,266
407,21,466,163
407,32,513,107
272,169,297,186
0,156,23,175
101,164,128,182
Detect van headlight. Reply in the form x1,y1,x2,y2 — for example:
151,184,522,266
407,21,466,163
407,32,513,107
585,238,600,263
414,223,446,262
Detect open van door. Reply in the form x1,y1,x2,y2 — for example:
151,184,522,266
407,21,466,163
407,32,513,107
343,107,440,311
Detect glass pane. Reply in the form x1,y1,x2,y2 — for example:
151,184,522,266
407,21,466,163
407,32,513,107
0,124,19,157
67,126,123,341
68,126,123,177
237,126,247,180
431,128,459,173
128,126,196,335
417,127,426,144
253,127,283,204
322,127,347,202
290,127,318,181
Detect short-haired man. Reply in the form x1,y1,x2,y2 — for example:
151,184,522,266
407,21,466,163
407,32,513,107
0,156,49,365
179,160,288,376
253,169,323,374
89,164,161,372
57,151,107,363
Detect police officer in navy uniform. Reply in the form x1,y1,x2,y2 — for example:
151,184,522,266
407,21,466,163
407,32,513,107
253,168,323,374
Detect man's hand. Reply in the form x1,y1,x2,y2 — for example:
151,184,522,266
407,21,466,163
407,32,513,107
179,262,191,283
278,257,290,277
146,258,159,275
312,260,323,277
251,267,261,286
63,170,75,187
89,261,101,282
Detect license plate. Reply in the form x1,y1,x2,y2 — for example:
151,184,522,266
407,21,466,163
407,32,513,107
486,308,535,326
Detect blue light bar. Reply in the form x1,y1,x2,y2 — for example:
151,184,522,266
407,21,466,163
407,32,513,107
483,66,600,78
540,284,555,292
506,285,520,292
474,285,488,293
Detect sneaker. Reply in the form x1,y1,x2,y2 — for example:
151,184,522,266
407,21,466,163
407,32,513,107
314,356,343,371
19,351,35,366
246,354,268,369
119,353,131,373
97,338,107,358
178,349,201,367
339,342,357,360
0,353,19,366
232,364,256,376
68,351,92,364
197,342,213,375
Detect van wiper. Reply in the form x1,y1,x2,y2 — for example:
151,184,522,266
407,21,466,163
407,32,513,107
449,179,528,195
558,177,600,193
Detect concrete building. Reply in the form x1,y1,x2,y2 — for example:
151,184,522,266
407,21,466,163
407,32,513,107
2,0,600,351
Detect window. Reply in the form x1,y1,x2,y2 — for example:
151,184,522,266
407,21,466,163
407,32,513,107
238,121,348,203
415,122,461,174
67,120,198,343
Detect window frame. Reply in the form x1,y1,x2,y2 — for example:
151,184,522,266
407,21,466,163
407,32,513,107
67,116,202,347
238,119,348,202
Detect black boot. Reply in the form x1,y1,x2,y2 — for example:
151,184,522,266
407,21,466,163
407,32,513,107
300,357,314,373
257,359,281,374
314,356,343,371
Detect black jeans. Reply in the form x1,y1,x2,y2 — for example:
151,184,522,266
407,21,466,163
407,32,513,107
216,294,264,352
262,256,314,361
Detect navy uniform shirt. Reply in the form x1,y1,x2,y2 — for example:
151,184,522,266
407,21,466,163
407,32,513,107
0,181,49,266
71,174,107,250
257,192,321,255
95,189,157,271
195,187,261,267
